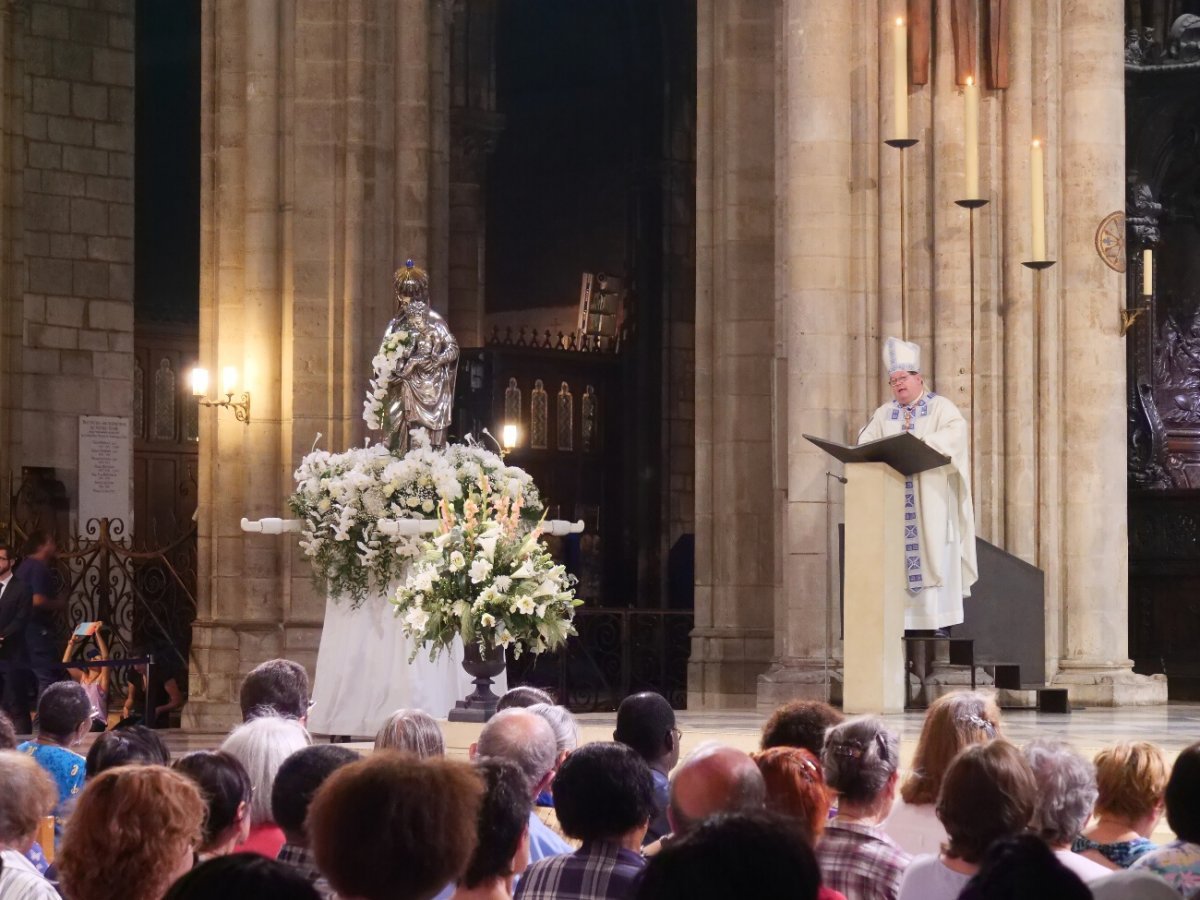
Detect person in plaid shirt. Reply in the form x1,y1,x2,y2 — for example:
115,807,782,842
514,743,654,900
817,717,911,900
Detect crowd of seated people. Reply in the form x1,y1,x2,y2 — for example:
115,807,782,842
4,666,1200,900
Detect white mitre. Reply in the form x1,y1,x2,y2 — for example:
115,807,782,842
883,336,921,374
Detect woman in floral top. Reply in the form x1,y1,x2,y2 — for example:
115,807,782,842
1072,741,1166,869
1132,741,1200,894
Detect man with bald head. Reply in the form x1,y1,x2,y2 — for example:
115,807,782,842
472,707,572,861
667,742,766,837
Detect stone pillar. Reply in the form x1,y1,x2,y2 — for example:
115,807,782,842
1051,0,1164,704
189,0,440,729
756,0,853,708
445,0,501,347
690,0,776,709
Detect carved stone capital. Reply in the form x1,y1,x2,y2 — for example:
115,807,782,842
1127,181,1163,246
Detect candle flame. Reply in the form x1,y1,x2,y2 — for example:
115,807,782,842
1032,139,1041,148
966,76,974,86
896,17,904,26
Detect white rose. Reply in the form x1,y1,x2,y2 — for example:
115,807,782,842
422,499,435,513
406,496,421,508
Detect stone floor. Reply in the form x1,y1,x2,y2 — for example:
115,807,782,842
145,701,1200,761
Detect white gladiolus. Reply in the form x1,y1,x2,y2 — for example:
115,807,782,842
448,551,466,571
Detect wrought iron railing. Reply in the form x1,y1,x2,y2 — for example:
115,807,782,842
54,518,197,697
505,608,693,711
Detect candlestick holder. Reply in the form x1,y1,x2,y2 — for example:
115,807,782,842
884,138,920,338
954,199,989,458
1022,261,1053,567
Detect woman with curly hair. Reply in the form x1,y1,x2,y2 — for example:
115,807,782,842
58,765,205,900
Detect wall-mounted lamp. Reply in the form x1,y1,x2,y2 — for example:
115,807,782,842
501,423,518,450
191,366,251,424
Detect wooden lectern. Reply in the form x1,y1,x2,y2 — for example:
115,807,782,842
804,432,951,714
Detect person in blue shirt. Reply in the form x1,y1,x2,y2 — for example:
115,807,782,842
472,708,572,862
15,531,64,699
614,692,681,844
17,681,92,843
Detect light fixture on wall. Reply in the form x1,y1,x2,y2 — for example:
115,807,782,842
190,366,251,424
501,423,518,450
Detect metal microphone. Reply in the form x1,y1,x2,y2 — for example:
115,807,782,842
826,471,847,485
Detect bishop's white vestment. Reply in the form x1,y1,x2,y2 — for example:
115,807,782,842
858,391,978,630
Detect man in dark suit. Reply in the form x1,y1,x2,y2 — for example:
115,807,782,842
0,540,34,733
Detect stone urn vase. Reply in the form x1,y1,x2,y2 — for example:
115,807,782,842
447,641,506,723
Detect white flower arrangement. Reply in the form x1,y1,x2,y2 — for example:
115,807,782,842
392,488,580,662
288,429,543,607
362,329,417,431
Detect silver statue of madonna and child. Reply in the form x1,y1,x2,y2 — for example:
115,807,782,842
376,260,460,454
305,260,506,737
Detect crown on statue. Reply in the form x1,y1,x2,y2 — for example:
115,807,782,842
393,258,430,305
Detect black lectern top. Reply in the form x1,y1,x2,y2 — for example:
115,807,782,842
803,432,951,477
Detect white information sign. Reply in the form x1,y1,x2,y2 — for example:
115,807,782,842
78,415,132,535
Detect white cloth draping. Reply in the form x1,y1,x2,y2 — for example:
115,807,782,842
307,592,507,738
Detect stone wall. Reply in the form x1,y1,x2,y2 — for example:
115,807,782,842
0,0,134,521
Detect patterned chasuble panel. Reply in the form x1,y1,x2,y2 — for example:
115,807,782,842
887,393,936,594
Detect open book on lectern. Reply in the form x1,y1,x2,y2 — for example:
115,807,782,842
803,432,950,477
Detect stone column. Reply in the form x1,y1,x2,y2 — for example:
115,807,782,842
395,0,431,282
1051,0,1164,704
445,0,501,347
189,1,441,729
690,0,776,709
756,0,853,708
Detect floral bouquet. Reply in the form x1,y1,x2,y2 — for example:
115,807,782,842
362,328,416,431
392,487,581,662
288,430,543,607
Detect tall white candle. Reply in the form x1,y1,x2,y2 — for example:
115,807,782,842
1030,139,1046,261
893,18,908,141
964,77,979,199
1143,249,1153,297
